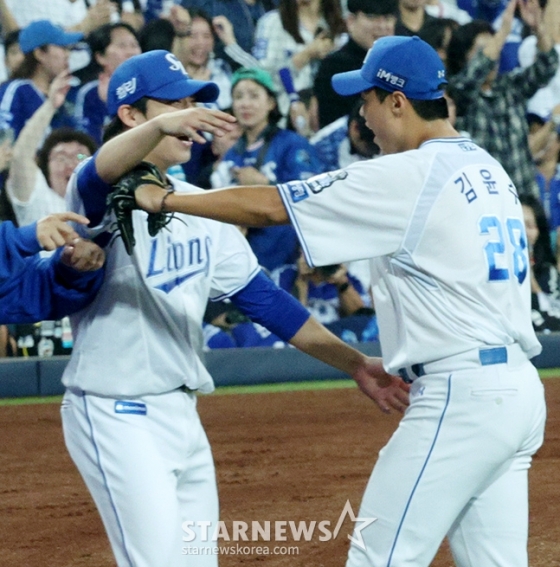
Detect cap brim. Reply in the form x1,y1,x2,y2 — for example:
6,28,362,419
58,32,84,46
151,79,220,103
332,70,374,96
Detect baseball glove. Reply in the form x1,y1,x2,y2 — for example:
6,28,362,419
106,161,175,255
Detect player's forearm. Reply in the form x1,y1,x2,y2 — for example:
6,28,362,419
288,316,370,377
95,120,166,183
162,185,289,226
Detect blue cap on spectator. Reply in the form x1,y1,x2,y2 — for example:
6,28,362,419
107,50,220,117
19,20,83,54
332,36,447,100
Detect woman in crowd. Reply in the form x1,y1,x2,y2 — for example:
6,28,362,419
174,8,233,110
7,71,97,227
0,20,83,139
211,67,322,272
251,0,346,115
74,22,141,146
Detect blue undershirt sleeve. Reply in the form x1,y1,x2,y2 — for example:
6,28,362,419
230,270,310,342
76,153,114,226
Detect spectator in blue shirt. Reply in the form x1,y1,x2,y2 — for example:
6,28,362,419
211,67,322,271
310,99,379,172
0,20,83,139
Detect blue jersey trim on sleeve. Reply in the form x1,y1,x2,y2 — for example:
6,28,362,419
211,266,262,302
277,183,316,268
230,270,310,342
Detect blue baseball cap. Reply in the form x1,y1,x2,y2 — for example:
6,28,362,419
19,20,83,54
107,50,220,117
332,36,447,100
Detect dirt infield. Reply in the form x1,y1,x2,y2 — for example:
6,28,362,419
1,378,560,567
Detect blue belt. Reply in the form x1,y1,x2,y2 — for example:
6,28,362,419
398,346,508,384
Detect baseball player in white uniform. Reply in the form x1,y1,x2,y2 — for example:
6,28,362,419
134,36,548,567
60,50,408,567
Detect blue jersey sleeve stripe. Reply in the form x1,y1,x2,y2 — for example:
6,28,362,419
230,269,310,342
210,265,262,302
276,183,316,267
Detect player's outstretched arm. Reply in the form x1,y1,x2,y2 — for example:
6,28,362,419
136,182,290,226
289,317,410,414
95,107,238,184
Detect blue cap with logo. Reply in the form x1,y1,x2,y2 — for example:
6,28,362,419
19,20,83,54
107,50,220,117
332,36,447,100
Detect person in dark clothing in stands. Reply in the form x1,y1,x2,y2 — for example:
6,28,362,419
314,0,397,129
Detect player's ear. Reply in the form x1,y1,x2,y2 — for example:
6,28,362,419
390,92,407,117
117,104,145,128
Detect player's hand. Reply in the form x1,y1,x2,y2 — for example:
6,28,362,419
156,107,237,144
60,239,105,271
353,357,410,414
36,212,90,251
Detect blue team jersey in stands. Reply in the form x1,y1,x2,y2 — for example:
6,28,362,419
74,80,107,146
537,168,560,230
0,79,77,139
272,263,370,325
222,128,322,271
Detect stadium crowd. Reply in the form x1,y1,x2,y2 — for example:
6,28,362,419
0,0,559,356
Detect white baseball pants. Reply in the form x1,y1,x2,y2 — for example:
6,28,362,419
61,387,219,567
347,347,546,567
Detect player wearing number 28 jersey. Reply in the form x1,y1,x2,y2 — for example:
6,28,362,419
133,35,548,567
283,136,540,374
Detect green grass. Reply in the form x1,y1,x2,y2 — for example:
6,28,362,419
1,370,559,406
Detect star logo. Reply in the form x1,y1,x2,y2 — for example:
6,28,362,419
331,500,376,551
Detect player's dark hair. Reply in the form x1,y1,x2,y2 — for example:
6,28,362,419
446,20,494,76
38,127,98,181
372,87,449,120
102,97,149,143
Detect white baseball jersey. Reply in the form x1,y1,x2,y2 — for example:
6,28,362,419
277,137,541,374
63,169,259,396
